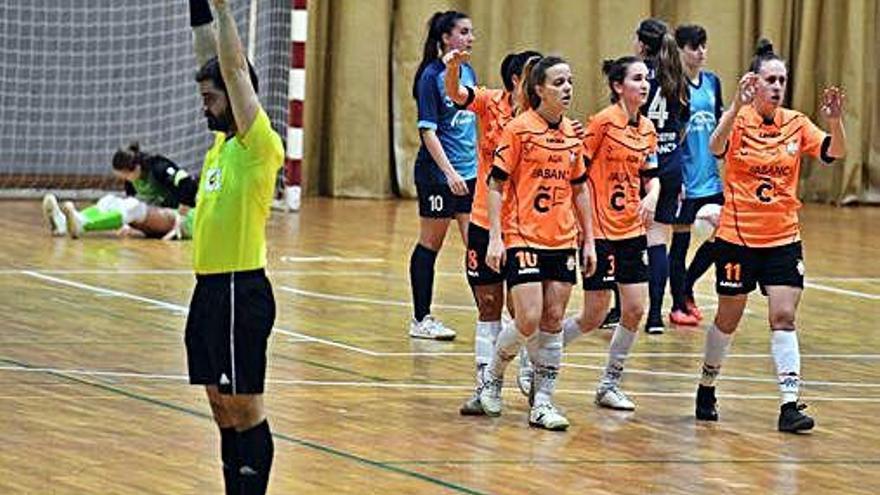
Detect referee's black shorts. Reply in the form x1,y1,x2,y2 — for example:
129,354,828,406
185,268,275,395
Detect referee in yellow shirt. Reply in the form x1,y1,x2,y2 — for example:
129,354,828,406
187,1,283,493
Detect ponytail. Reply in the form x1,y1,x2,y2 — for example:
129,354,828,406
655,33,689,107
514,54,542,113
411,11,469,99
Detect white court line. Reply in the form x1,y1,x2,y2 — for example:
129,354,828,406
377,351,880,359
808,277,880,282
279,286,475,311
1,269,392,277
279,256,385,263
2,364,879,402
15,271,878,360
803,282,880,300
562,362,880,388
21,271,380,357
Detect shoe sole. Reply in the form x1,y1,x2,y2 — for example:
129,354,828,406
61,203,81,239
695,410,719,421
645,328,665,335
42,195,64,235
594,399,635,411
481,407,502,417
408,333,456,341
669,318,700,327
459,404,486,416
529,420,569,431
779,419,815,433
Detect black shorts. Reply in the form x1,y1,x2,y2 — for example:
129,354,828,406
505,247,578,288
416,178,477,218
185,269,276,395
582,236,648,290
654,174,684,224
714,239,805,296
674,192,724,225
466,223,505,286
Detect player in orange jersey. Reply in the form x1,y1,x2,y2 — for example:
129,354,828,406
559,56,660,411
694,39,846,432
477,56,596,431
444,50,542,416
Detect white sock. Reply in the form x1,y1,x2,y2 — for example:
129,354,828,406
533,329,563,405
700,324,733,387
475,320,501,366
474,320,501,385
488,322,528,379
562,316,582,346
771,329,801,404
600,323,637,389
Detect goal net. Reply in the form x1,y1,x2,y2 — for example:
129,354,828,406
0,0,289,196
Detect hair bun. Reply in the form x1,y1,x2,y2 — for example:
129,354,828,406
755,38,774,57
127,141,140,153
601,59,616,76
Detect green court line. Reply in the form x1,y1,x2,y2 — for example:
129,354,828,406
2,358,487,495
271,353,389,382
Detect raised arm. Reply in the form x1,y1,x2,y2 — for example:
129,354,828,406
820,86,847,159
709,73,757,156
210,0,261,136
189,0,217,68
442,49,472,107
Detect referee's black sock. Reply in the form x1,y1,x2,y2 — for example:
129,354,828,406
189,0,213,27
237,420,274,495
685,240,717,299
410,244,438,321
668,232,691,311
220,426,240,495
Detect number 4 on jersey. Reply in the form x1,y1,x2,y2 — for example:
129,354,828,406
647,91,668,130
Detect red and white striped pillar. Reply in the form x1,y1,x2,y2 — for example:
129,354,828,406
284,0,307,211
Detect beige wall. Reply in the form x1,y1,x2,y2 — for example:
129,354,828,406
304,0,879,204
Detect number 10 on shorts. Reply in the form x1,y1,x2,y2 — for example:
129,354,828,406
429,194,444,212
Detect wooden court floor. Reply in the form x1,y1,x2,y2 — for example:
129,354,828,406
1,198,879,494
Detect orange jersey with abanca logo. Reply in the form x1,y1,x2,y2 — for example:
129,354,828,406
716,105,829,248
582,104,658,240
492,110,587,249
469,87,515,230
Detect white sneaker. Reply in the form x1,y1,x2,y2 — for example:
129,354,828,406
478,374,504,417
595,385,636,410
409,315,456,341
529,402,570,431
61,201,83,239
516,346,533,399
42,194,66,236
285,185,301,212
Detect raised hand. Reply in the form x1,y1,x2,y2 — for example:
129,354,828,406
571,119,586,140
820,86,846,120
442,49,470,67
735,73,759,108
